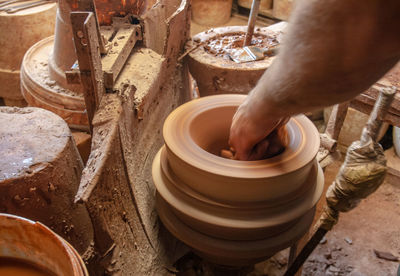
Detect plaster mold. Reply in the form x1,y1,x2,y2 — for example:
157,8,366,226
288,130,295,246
187,24,286,96
0,2,56,106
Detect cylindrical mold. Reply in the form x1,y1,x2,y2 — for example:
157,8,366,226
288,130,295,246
21,36,88,128
0,2,56,106
20,0,153,128
272,0,294,21
152,94,324,266
0,107,93,254
187,25,282,96
238,0,272,10
0,213,88,276
192,0,233,26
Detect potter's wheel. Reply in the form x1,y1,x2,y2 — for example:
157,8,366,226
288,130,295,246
153,147,324,240
153,94,323,266
157,194,315,266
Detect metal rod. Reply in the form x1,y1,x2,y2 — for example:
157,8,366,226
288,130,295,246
288,242,298,267
243,0,261,46
284,228,328,276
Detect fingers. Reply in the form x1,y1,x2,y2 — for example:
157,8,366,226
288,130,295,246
248,139,270,161
228,102,289,160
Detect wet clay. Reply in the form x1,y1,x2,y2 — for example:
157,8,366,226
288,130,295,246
203,32,280,60
187,23,287,96
0,258,55,276
219,124,289,160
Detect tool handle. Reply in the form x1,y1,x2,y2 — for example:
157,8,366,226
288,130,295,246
284,228,328,276
244,0,261,46
360,86,397,145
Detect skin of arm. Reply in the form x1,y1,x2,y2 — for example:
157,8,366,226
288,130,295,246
229,0,400,160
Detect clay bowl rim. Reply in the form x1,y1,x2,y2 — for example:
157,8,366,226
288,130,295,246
0,213,85,275
188,25,278,70
163,94,320,179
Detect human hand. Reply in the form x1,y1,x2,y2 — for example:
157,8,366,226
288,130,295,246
228,99,288,161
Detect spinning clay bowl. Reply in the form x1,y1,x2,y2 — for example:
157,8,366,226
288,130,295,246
153,94,324,265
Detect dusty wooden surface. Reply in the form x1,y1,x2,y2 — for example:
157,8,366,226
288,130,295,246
73,0,192,274
351,63,400,126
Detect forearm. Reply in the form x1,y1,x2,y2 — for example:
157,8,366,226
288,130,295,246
249,0,400,120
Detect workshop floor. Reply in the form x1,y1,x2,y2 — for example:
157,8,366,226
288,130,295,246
188,13,400,276
248,158,400,276
304,158,400,276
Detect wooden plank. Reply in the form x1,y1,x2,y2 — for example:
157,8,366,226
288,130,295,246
70,11,105,132
351,81,400,126
102,24,141,89
350,99,400,127
76,0,106,54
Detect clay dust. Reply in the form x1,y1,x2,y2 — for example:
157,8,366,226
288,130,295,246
202,32,280,60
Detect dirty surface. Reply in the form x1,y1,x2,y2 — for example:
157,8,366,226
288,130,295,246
203,32,279,59
254,157,400,276
0,107,93,254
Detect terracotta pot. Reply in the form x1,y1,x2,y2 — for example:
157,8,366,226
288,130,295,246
187,25,282,96
153,94,324,265
0,2,56,106
0,213,88,275
192,0,233,26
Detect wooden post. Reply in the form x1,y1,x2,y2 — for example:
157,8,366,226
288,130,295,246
70,11,105,132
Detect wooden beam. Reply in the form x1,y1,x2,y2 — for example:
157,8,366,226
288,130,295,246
76,0,107,54
102,24,142,89
70,11,105,132
351,84,400,126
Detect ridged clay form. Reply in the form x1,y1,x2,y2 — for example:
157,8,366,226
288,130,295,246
153,94,323,265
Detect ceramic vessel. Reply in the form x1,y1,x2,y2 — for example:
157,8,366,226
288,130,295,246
0,2,56,106
192,0,233,26
0,213,88,275
153,94,324,265
21,36,88,128
187,24,285,96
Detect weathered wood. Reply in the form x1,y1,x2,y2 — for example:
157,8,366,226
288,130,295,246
74,0,191,274
351,85,400,127
325,102,350,140
319,133,337,153
102,24,141,89
320,102,350,153
70,11,105,131
76,0,106,54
